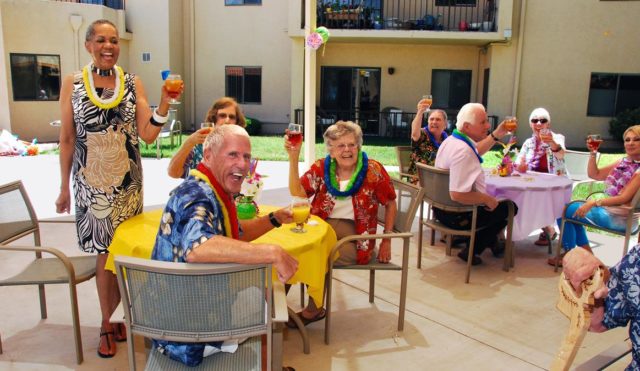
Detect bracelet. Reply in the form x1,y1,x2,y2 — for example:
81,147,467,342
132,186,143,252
268,212,281,228
490,132,499,141
551,146,561,153
151,108,168,127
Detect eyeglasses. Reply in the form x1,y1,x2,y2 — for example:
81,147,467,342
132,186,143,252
217,113,237,120
333,143,357,151
531,118,548,124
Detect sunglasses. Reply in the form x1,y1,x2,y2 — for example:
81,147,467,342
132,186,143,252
217,113,237,120
531,118,548,124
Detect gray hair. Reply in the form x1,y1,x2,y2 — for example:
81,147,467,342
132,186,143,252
456,103,485,131
323,120,364,152
204,124,250,156
85,19,118,41
429,109,448,123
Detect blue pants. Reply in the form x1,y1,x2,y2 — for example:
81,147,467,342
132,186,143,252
558,202,633,251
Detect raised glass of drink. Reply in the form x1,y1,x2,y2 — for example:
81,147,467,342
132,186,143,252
165,74,183,104
504,116,518,133
288,123,303,146
587,134,603,152
539,128,553,144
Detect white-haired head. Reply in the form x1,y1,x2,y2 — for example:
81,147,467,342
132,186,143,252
456,103,485,131
204,124,250,156
529,108,551,129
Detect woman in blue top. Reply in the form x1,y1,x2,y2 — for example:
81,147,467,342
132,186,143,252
168,97,246,178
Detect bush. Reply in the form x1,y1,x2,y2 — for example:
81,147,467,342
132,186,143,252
609,107,640,141
245,117,262,135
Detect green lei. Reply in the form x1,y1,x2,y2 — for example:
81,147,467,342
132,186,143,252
324,151,368,199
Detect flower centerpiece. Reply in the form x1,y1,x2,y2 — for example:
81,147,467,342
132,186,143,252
495,136,518,177
236,158,265,219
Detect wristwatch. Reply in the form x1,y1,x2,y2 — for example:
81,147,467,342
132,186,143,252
268,212,282,228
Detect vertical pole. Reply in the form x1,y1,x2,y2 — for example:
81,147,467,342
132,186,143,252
303,0,317,169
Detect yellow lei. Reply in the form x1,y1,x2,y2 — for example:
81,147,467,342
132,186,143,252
82,64,126,110
189,169,233,238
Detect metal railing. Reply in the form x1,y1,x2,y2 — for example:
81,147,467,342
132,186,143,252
49,0,125,10
294,108,498,139
315,0,497,32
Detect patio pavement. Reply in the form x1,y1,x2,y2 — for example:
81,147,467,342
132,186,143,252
0,154,633,370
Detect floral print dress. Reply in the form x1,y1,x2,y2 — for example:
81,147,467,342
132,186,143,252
71,71,142,253
408,129,439,184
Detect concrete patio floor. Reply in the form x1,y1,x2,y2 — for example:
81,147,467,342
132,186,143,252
0,154,633,370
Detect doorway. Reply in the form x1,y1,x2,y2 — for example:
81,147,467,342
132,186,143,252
320,67,381,135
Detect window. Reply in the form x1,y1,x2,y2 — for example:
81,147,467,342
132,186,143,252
226,66,262,104
431,69,472,110
587,73,640,117
225,0,261,5
10,53,61,101
435,0,477,6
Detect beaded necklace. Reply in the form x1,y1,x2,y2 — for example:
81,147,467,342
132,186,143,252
91,64,114,77
82,63,125,110
452,129,483,163
324,151,368,199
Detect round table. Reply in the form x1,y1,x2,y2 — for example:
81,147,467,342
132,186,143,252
485,171,573,241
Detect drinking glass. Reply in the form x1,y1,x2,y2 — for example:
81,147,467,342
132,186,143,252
290,196,311,233
587,134,603,152
539,128,552,146
287,123,303,147
504,116,518,134
421,94,433,116
165,74,183,104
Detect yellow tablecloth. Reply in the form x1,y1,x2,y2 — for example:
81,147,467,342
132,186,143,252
105,206,337,307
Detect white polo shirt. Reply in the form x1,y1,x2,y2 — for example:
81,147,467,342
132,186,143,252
434,135,486,194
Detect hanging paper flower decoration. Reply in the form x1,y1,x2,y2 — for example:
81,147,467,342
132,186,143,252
316,26,330,43
306,32,323,50
305,26,331,51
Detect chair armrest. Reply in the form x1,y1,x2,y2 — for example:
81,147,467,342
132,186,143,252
586,191,605,200
0,245,76,276
329,232,413,262
272,280,288,323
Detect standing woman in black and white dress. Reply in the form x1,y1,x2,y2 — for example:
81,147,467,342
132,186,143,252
55,19,182,358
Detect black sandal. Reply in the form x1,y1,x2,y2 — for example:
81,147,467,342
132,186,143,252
97,330,115,358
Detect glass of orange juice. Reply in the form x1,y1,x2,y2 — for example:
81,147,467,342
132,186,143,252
165,74,183,104
290,196,311,233
421,94,433,116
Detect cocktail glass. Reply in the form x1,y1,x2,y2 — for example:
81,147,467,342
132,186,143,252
587,134,603,152
290,196,310,233
288,123,303,147
165,74,183,104
505,116,518,134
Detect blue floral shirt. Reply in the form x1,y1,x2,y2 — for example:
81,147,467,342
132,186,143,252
603,246,640,371
150,174,240,367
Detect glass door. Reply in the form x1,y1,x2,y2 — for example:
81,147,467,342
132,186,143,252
320,67,381,135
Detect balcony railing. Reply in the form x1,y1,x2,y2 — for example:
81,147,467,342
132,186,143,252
316,0,497,32
50,0,125,10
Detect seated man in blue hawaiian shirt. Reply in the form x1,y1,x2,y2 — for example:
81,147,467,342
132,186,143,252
563,246,640,370
151,124,298,367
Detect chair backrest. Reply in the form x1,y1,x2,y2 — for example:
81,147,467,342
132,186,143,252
115,255,272,344
389,109,403,127
395,146,412,175
564,150,599,182
415,163,472,212
0,180,39,245
377,178,425,233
